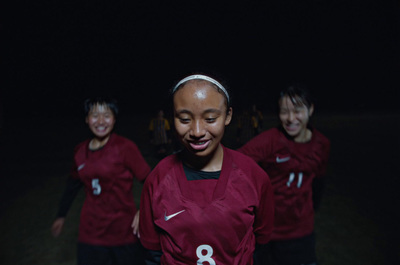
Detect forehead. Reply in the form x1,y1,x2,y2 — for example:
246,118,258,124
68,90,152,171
89,103,112,113
174,80,225,103
279,95,307,109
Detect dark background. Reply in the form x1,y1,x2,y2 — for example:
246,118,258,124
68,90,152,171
1,1,400,264
3,0,400,120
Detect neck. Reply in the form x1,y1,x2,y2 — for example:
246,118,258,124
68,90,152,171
89,134,111,150
183,144,224,172
294,128,312,143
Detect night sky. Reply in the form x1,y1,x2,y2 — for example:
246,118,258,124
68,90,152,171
3,0,400,119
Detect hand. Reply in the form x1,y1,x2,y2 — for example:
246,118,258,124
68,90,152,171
131,210,140,238
51,217,65,237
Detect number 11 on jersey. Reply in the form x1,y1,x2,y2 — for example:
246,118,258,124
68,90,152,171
286,172,303,188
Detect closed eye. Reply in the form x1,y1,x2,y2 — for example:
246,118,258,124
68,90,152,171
205,118,216,123
179,118,190,124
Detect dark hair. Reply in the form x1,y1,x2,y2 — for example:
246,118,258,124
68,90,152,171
84,97,119,117
279,83,313,109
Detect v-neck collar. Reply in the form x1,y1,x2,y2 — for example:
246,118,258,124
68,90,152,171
175,145,232,203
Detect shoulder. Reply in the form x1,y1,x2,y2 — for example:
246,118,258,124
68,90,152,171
74,139,90,153
255,127,281,140
239,127,282,150
111,134,138,148
226,148,269,177
311,128,331,147
145,154,180,183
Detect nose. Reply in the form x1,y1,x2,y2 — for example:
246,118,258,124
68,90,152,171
98,114,105,124
190,120,206,138
288,111,295,122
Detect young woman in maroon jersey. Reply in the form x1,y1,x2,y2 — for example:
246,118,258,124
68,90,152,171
51,97,151,265
238,84,331,265
139,73,274,265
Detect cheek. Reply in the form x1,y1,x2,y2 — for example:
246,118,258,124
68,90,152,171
106,118,115,125
173,122,187,137
87,117,97,125
209,122,225,137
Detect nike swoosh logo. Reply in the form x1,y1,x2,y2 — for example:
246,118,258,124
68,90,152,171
77,163,85,171
276,156,290,163
164,210,185,221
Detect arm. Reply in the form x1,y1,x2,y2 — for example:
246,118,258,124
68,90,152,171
51,176,83,237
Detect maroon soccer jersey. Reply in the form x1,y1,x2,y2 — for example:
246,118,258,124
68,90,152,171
139,146,274,265
238,127,330,240
71,133,151,246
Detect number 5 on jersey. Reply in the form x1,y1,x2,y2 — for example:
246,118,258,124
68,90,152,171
92,178,101,195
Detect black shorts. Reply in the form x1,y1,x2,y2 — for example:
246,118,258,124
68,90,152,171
77,241,145,265
264,232,317,265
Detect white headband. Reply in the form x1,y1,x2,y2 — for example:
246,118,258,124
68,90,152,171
173,74,230,102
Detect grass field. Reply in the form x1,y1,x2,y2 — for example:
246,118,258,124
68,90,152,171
1,110,399,264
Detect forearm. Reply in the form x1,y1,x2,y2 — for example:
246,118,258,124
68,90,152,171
56,176,83,217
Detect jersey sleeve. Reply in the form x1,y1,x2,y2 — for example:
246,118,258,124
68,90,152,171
124,140,151,182
314,132,331,178
139,172,162,250
319,138,331,177
237,130,272,163
253,168,274,244
56,175,83,217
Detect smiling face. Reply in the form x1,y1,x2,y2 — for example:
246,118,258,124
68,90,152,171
279,95,314,142
173,80,232,164
85,103,116,141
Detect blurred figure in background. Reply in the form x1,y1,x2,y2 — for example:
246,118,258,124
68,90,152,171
236,104,263,146
51,97,151,265
238,84,330,265
148,109,171,158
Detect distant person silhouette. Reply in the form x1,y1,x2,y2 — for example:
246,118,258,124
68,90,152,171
238,84,331,265
51,97,151,265
148,109,171,158
236,105,260,146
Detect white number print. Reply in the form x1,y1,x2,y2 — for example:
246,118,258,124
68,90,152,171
196,244,216,265
92,178,101,195
286,172,303,188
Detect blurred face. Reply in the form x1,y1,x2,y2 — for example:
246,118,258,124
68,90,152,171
173,80,232,158
279,95,313,141
85,104,116,140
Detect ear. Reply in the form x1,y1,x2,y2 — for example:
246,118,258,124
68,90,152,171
309,104,314,117
85,116,89,124
225,107,233,126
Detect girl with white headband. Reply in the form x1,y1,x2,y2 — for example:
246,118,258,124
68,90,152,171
139,73,274,264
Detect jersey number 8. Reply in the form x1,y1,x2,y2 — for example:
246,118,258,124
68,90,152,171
196,244,216,265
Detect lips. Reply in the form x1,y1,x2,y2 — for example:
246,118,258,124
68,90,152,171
284,123,299,132
94,126,110,135
189,140,210,151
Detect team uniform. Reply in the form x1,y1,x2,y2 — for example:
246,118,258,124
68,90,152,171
139,146,274,265
238,126,330,264
56,133,151,264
